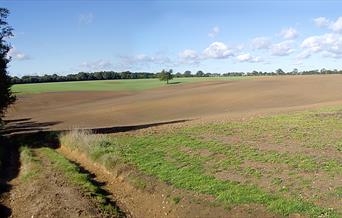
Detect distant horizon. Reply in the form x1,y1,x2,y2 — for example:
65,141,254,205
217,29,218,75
3,0,342,76
11,68,342,80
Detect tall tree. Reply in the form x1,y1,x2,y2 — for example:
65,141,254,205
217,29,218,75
159,69,173,84
0,8,15,122
196,70,204,77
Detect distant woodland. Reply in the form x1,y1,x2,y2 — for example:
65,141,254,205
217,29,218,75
10,68,342,84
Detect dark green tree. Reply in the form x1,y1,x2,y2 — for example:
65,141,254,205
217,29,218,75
183,70,192,77
196,70,204,77
0,8,15,123
159,69,173,84
275,68,285,75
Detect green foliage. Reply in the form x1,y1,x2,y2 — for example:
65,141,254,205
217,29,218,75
158,69,174,84
0,8,16,120
172,196,181,204
19,146,41,182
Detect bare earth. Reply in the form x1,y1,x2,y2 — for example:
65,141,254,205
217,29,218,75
3,75,342,217
6,75,342,130
2,149,101,218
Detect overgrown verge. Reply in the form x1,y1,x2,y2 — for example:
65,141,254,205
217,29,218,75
60,107,342,217
38,147,125,217
18,146,41,182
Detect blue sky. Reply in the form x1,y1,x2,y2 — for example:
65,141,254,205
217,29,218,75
3,0,342,76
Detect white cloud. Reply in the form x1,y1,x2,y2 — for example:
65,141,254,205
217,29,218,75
251,37,272,49
8,47,30,61
79,13,94,24
314,17,330,28
330,17,342,33
79,59,113,71
179,49,198,60
296,50,311,60
271,40,295,56
208,26,220,38
301,33,342,58
118,53,173,69
279,27,298,39
203,42,233,59
236,53,262,63
313,16,342,33
301,35,324,52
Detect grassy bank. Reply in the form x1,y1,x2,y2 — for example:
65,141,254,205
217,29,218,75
12,77,246,94
61,107,342,217
19,146,41,182
38,147,123,217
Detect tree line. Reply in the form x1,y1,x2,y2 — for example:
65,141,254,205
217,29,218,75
0,8,15,123
10,68,342,84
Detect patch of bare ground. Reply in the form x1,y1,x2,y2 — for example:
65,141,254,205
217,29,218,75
180,146,214,158
314,111,342,118
251,135,342,160
5,149,105,218
59,146,281,218
208,133,342,160
213,159,342,214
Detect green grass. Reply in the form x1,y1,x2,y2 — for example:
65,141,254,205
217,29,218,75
12,77,246,94
61,107,342,217
19,146,41,182
38,147,122,217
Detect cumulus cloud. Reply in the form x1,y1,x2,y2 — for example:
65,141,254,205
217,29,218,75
271,40,295,56
313,16,342,33
203,42,233,59
79,59,113,71
279,27,298,39
300,33,342,59
118,53,173,69
296,50,312,60
179,49,198,60
208,26,220,38
251,37,272,49
79,13,94,24
8,47,31,61
330,17,342,33
314,17,330,28
236,53,262,63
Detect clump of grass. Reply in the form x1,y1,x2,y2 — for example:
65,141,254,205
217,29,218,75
19,146,41,182
335,187,342,198
126,173,147,190
60,129,123,170
172,196,181,204
39,147,123,217
60,129,104,151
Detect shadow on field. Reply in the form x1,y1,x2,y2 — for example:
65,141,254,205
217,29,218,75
1,118,61,136
168,81,181,84
0,117,190,217
89,119,190,134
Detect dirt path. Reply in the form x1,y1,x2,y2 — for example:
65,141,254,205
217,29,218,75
1,147,114,218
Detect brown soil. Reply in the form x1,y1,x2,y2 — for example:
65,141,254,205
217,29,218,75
1,149,107,218
3,75,342,217
6,75,342,130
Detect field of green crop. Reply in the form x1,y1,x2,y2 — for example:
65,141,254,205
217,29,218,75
12,77,246,94
61,107,342,217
